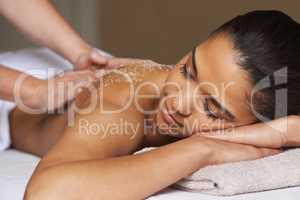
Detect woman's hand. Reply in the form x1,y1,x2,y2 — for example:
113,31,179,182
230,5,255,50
197,115,300,148
192,136,280,165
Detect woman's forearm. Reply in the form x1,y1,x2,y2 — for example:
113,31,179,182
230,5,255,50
201,115,300,148
25,137,212,200
0,0,90,63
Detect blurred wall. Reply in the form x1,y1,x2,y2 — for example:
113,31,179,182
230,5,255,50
98,0,300,64
0,0,99,52
1,1,300,64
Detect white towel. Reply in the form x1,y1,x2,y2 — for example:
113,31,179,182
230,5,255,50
136,148,300,196
175,148,300,196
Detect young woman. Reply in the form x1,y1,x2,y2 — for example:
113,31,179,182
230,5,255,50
14,10,300,199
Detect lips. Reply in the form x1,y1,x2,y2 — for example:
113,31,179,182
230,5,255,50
161,107,175,125
160,102,183,127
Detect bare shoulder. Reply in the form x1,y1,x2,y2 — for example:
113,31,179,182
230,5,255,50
100,60,172,107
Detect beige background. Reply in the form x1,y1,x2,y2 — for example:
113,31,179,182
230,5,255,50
0,0,100,51
98,0,300,63
1,1,299,64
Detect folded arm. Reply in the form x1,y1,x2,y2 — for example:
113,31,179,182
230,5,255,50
24,99,278,200
26,138,214,200
200,115,300,148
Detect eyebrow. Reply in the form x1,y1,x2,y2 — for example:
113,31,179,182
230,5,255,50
208,96,236,121
191,47,199,78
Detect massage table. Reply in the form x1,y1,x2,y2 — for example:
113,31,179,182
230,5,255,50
1,149,299,200
0,48,299,200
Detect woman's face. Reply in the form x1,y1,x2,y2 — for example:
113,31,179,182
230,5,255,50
155,34,257,137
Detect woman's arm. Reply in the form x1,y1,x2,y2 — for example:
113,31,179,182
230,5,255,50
0,0,106,68
24,101,278,200
199,115,300,148
25,136,278,200
25,137,211,200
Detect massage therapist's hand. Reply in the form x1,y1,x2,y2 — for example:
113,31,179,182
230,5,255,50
198,115,300,148
192,136,280,165
20,70,97,112
74,49,151,70
74,48,110,70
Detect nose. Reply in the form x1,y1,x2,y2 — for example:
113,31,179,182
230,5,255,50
169,89,193,119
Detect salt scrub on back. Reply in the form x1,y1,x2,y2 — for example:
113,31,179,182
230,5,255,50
101,60,173,87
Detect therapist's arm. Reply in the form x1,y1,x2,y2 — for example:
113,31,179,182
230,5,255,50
0,0,107,69
0,64,97,111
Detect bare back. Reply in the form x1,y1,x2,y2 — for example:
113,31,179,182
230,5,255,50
30,61,174,173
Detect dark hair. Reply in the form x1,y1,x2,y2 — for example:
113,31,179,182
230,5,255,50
212,10,300,121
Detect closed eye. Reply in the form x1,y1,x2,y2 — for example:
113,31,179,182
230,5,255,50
203,99,219,120
203,97,235,122
179,64,195,80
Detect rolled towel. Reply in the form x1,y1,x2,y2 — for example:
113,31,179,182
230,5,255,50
136,148,300,196
175,148,300,196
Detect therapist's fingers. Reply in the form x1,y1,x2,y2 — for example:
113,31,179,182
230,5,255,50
90,49,108,64
60,70,100,98
46,70,97,110
75,49,108,70
60,69,96,83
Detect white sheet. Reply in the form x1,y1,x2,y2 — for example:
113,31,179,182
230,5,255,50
1,150,300,200
0,48,299,200
0,150,39,200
